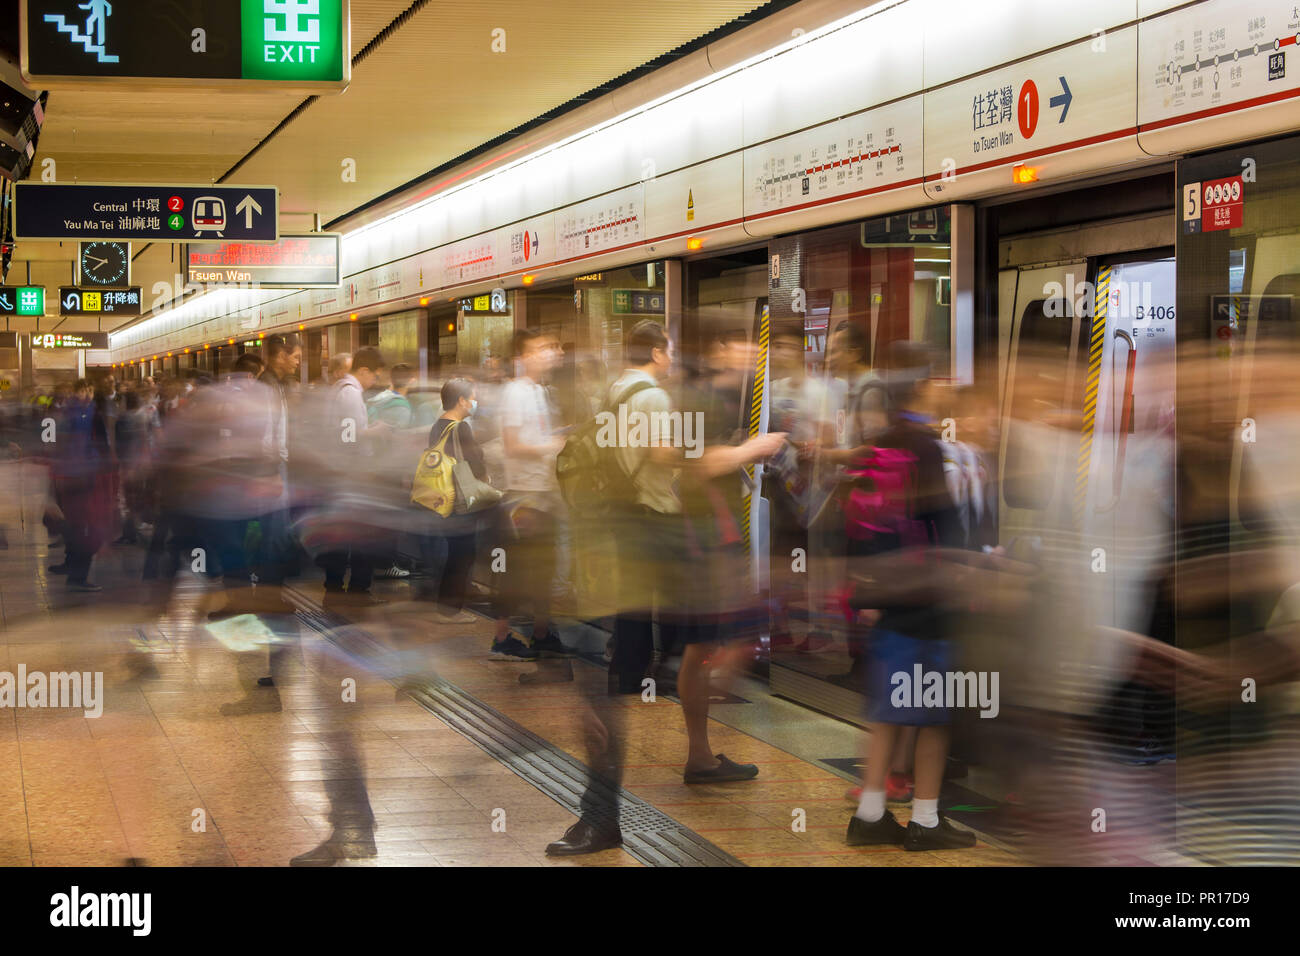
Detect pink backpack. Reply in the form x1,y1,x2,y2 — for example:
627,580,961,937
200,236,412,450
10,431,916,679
842,447,929,548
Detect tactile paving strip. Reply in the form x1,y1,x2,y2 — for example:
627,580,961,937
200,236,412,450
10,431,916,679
289,593,744,868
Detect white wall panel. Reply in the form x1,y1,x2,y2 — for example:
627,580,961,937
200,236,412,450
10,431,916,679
516,154,559,222
742,1,923,147
552,120,643,209
484,164,528,231
923,0,1138,89
638,72,745,177
443,183,491,245
1139,0,1198,15
644,153,744,242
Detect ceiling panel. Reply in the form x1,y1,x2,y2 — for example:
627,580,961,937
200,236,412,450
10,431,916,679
18,0,773,334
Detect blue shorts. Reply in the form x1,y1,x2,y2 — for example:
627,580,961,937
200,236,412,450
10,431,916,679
864,630,954,726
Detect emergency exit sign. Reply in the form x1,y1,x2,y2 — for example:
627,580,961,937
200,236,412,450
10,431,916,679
20,0,350,92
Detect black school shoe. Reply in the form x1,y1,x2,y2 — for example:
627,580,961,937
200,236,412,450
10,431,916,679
545,820,623,857
846,809,907,846
903,814,977,851
683,753,759,784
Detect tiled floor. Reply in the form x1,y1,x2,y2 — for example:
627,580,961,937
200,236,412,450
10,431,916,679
0,462,1015,867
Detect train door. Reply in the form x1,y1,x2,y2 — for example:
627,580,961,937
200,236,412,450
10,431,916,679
996,259,1087,543
998,246,1177,634
1081,256,1177,631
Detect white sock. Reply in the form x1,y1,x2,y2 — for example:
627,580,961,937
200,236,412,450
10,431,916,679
855,789,885,823
911,797,939,829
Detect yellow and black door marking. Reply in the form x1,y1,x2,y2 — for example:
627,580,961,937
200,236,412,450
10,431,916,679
742,304,771,549
1074,265,1110,529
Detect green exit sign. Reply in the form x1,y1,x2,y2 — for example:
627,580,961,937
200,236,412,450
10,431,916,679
21,0,350,92
241,0,345,83
0,287,45,316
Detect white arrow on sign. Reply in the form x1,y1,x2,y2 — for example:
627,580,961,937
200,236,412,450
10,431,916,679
235,195,263,229
63,292,81,311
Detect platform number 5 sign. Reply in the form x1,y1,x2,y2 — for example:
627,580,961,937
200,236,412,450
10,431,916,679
1182,182,1202,234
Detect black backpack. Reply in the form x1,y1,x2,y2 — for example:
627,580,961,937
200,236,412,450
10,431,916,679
555,380,656,514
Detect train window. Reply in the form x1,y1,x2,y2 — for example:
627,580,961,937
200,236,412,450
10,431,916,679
1254,274,1298,344
1003,296,1074,509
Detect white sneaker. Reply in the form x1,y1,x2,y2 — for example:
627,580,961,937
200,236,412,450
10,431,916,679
376,564,411,579
436,609,477,625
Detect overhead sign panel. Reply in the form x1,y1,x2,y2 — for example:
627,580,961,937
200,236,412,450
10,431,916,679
33,331,110,349
1139,1,1300,131
922,27,1141,200
0,331,107,348
20,0,350,92
187,233,341,288
13,183,279,242
59,287,143,316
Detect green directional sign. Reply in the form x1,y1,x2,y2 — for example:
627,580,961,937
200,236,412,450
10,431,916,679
21,0,350,92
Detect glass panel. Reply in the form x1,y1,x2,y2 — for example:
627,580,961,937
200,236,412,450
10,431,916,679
759,207,955,688
1175,134,1300,865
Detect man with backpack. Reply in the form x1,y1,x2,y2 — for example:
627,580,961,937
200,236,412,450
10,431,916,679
547,319,679,854
546,321,783,855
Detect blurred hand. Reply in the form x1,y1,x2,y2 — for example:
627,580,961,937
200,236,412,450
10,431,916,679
746,432,787,461
815,445,849,466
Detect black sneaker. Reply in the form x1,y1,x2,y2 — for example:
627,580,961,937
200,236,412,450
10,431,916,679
846,810,907,846
903,814,977,851
531,630,570,657
490,636,538,661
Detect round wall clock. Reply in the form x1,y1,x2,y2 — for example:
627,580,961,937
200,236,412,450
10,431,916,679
79,242,129,286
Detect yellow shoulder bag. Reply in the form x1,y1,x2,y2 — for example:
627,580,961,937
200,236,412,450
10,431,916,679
411,422,458,516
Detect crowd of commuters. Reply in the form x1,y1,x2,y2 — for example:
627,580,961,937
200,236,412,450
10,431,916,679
0,316,1254,865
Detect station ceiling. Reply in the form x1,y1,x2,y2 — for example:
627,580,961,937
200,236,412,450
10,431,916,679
16,0,778,334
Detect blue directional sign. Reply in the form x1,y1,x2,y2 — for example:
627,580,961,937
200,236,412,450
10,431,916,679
12,182,280,242
1049,75,1072,123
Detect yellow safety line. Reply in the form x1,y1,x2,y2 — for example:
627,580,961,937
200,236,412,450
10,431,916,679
1073,266,1109,530
741,305,770,547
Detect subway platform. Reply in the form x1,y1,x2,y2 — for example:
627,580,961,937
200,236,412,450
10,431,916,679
0,461,1028,867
